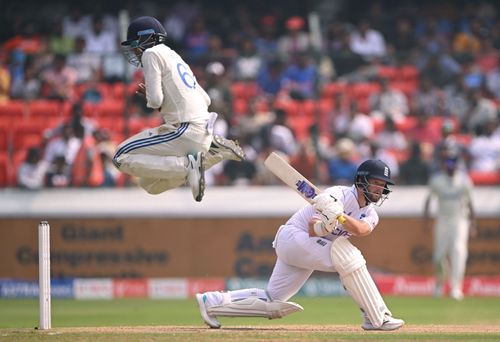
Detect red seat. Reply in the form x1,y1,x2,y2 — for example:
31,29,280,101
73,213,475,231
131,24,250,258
378,66,398,81
95,100,125,118
12,122,45,150
28,100,63,119
0,152,12,187
396,116,418,133
283,100,316,119
230,81,259,100
110,82,126,99
0,101,26,119
287,115,315,142
348,82,380,100
232,98,248,115
320,82,348,99
317,99,333,134
398,65,419,82
95,116,125,135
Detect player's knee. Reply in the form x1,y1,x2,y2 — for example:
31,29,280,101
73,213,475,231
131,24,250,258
330,238,366,277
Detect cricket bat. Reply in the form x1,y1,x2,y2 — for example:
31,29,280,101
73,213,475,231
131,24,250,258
264,152,345,223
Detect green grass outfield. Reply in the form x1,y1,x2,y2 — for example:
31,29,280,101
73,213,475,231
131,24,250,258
1,296,500,341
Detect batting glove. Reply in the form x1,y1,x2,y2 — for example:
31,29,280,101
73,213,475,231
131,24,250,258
312,193,339,212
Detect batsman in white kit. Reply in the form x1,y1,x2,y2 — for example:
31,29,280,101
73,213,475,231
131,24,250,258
115,16,245,201
197,159,405,330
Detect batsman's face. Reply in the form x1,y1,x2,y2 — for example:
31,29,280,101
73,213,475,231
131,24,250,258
366,179,387,202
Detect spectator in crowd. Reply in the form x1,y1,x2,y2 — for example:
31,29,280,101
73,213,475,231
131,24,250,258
255,15,279,62
94,129,120,187
282,52,318,100
327,137,358,185
329,26,367,78
47,19,74,56
43,123,81,167
468,119,500,172
349,18,386,62
364,141,400,181
66,36,101,84
204,61,232,118
416,16,450,56
83,15,117,56
289,140,324,185
10,58,40,100
62,5,92,39
17,147,49,189
476,36,498,74
233,38,263,81
162,1,201,45
265,108,297,156
410,76,446,117
2,21,45,56
41,54,77,101
399,141,431,185
257,58,286,98
443,75,470,122
463,88,497,133
432,119,468,173
45,155,71,188
0,55,11,103
452,17,484,59
277,16,311,61
183,16,210,63
342,101,375,144
424,147,476,300
485,65,500,100
375,116,408,152
71,124,104,187
369,77,409,123
406,113,441,145
386,17,418,64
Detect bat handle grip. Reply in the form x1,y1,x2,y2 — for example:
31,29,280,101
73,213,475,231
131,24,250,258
337,215,346,224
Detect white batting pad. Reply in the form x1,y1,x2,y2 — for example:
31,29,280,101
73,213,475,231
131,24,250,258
331,238,388,328
207,296,303,319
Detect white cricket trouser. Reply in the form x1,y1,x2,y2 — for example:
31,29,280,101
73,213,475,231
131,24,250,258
266,225,337,301
433,217,469,295
113,121,212,194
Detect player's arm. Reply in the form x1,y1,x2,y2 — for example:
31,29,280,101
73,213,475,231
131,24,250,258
338,215,372,237
142,50,164,110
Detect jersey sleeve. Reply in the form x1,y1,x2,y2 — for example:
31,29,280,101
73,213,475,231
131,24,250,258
142,50,165,109
362,207,379,232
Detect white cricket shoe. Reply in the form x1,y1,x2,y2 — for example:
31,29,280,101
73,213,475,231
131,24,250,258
450,289,464,301
196,293,221,329
362,313,405,331
210,135,246,161
187,152,205,202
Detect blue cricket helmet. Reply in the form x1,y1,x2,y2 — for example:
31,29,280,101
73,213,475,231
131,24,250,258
121,16,167,67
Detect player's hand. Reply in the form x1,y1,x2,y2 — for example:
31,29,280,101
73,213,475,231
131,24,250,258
318,201,344,226
312,193,339,212
136,83,146,98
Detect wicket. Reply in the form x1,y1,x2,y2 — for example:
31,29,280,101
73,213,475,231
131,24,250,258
38,221,51,330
